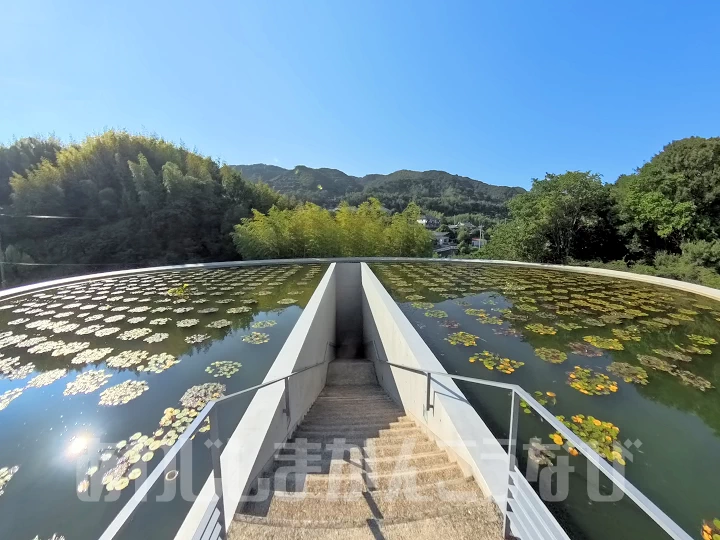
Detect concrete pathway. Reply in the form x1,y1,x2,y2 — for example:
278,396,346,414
231,360,502,539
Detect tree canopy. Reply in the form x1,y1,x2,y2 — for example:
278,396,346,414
476,137,720,288
3,130,720,290
232,199,433,259
0,131,291,284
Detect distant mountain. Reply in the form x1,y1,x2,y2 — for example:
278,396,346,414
231,164,524,216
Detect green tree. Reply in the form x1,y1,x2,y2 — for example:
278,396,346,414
384,203,433,257
483,171,615,263
128,153,164,212
613,137,720,260
232,200,432,260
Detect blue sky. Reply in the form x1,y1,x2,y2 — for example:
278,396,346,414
1,0,718,188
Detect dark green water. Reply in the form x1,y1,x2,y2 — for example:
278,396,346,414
0,264,327,540
371,262,720,540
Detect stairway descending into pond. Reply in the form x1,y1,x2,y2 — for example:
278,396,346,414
231,359,503,539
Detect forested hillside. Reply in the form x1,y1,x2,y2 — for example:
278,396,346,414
233,164,523,215
3,130,720,290
477,137,720,288
0,131,292,285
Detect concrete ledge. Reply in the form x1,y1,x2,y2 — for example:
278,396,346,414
3,257,718,303
360,262,509,505
173,263,337,539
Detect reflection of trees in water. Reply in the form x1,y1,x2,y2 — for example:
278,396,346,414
0,264,326,379
372,262,720,437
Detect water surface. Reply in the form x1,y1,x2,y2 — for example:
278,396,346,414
372,262,720,539
0,264,327,540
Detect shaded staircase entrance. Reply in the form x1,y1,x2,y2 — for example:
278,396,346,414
231,359,502,539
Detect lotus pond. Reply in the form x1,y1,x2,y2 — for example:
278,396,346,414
372,262,720,540
0,263,327,540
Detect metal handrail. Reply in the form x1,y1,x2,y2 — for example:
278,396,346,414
99,342,336,540
366,342,692,540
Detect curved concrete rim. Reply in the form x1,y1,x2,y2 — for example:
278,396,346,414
2,257,720,303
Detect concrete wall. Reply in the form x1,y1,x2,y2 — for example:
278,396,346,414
361,262,509,505
174,263,337,539
333,262,363,358
5,257,720,305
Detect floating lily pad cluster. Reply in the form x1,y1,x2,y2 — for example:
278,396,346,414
64,370,112,395
0,389,23,411
688,334,718,346
552,414,624,464
99,380,149,406
567,366,618,395
469,351,523,374
185,333,210,344
0,465,19,497
180,382,225,409
242,332,270,344
206,361,242,378
653,348,691,362
582,335,624,350
251,320,277,328
567,342,603,357
26,369,68,388
207,319,232,328
525,323,557,335
606,362,648,385
137,353,179,374
701,518,720,540
534,347,567,364
106,350,149,368
445,331,479,346
143,332,169,343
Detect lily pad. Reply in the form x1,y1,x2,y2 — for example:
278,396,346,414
582,336,624,350
242,332,269,344
534,348,567,364
525,323,557,335
99,380,149,406
445,331,479,346
469,351,523,374
567,366,618,395
205,361,242,378
606,363,648,385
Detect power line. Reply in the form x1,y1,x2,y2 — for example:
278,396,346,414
0,211,102,286
0,213,100,220
2,261,129,267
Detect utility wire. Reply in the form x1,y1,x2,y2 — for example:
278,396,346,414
2,261,130,267
0,211,103,286
0,213,100,220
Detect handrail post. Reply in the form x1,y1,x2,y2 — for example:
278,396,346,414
283,377,291,424
209,406,226,539
425,372,433,413
504,390,520,537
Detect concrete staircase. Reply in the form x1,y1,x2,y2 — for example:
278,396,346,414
231,360,502,539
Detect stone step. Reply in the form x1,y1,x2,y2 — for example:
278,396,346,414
315,385,388,397
299,415,412,428
294,425,423,441
312,395,394,404
258,463,465,494
291,431,428,447
303,404,403,417
326,360,377,386
237,488,488,528
230,501,503,540
277,438,440,459
269,450,451,476
298,419,414,432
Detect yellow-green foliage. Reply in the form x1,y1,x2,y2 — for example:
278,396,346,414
232,198,433,259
